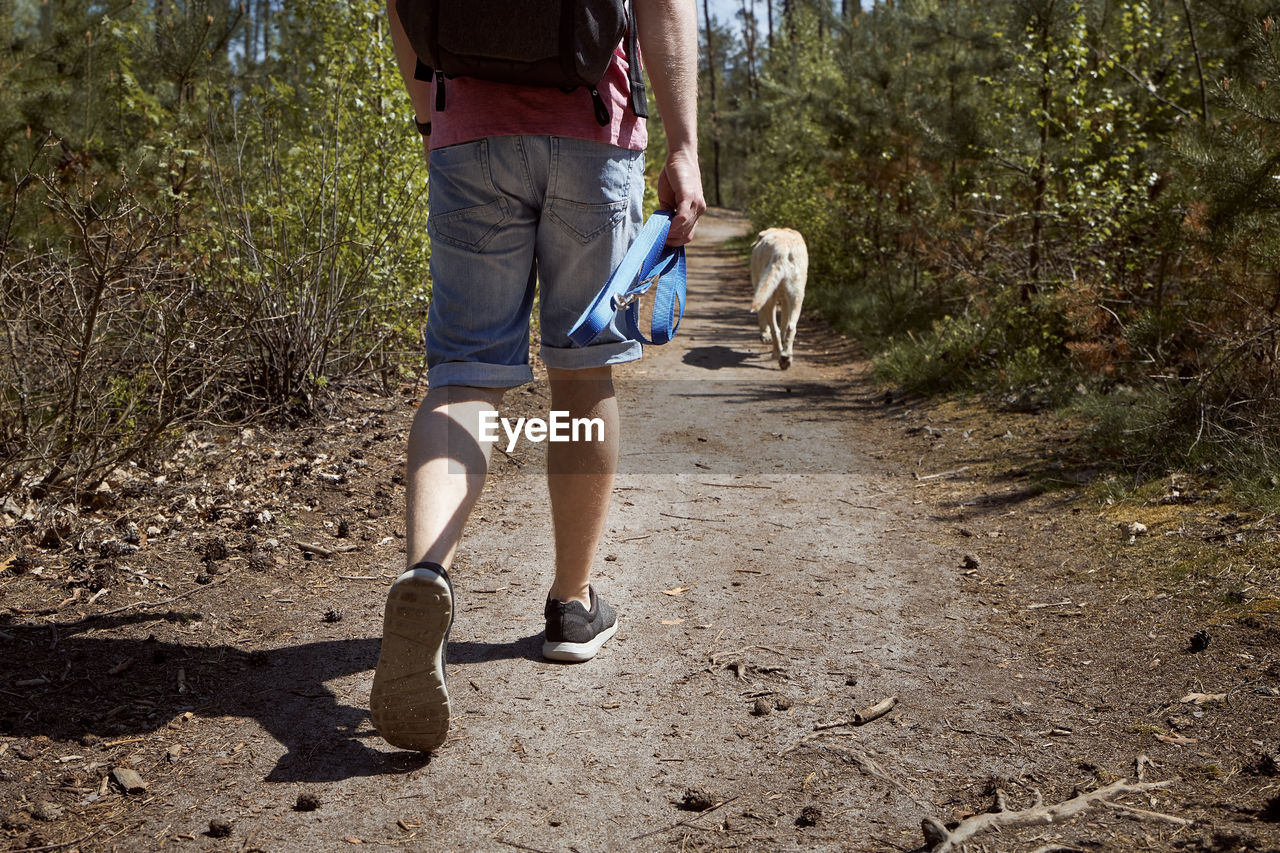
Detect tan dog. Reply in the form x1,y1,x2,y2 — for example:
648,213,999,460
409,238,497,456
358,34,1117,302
750,228,808,370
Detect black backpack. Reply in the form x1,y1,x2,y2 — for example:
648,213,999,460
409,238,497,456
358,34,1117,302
394,0,648,126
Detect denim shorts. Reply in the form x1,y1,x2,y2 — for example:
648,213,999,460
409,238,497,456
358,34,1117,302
424,135,645,388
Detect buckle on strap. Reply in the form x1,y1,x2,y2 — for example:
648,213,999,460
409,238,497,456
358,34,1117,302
611,272,661,311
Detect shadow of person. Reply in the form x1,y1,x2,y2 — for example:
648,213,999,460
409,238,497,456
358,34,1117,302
0,613,556,781
0,613,429,783
447,632,543,665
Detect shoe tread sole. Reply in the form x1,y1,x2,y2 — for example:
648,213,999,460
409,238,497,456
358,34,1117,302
370,572,452,751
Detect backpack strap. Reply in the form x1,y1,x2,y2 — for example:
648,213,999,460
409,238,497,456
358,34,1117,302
569,211,686,347
625,6,648,119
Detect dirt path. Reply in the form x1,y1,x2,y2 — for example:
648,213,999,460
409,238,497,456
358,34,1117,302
4,209,1279,852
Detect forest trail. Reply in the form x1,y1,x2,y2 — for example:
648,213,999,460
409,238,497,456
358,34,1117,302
2,210,1276,852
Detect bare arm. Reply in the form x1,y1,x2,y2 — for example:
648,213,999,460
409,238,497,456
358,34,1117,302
387,0,433,155
634,0,706,245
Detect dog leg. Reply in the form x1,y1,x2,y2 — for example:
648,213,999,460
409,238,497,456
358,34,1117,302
757,306,774,345
774,291,792,370
779,288,803,371
769,303,783,365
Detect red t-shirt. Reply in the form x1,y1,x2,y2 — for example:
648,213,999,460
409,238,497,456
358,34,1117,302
427,47,647,151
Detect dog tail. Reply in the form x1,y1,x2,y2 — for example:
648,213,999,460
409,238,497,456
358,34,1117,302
750,254,786,313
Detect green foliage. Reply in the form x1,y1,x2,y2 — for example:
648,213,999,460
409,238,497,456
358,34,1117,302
1,0,431,498
197,0,429,416
702,0,1280,484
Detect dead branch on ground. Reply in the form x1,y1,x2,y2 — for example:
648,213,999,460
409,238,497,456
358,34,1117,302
919,778,1176,852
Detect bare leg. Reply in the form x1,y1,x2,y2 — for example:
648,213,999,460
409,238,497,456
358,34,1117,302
404,384,507,570
545,366,619,607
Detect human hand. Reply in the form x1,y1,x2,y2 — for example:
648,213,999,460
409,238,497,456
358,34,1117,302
657,150,706,246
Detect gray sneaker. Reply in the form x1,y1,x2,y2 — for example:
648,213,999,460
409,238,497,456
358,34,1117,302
542,586,618,662
370,563,453,751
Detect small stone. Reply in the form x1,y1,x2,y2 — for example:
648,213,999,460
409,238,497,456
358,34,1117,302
111,766,147,794
322,609,344,624
79,733,101,747
208,817,233,838
31,801,64,822
751,697,772,716
604,553,618,562
961,554,980,570
796,805,822,827
294,792,321,812
195,572,212,585
774,694,793,711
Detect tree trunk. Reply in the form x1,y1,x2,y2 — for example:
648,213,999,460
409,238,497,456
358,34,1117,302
703,0,722,207
154,0,170,59
39,0,53,41
1179,0,1209,123
0,0,12,52
1028,71,1049,301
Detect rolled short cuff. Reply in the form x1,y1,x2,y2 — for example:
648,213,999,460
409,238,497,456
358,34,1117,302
539,339,643,371
426,361,536,389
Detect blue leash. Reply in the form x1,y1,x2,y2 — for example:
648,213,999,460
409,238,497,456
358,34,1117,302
569,211,687,347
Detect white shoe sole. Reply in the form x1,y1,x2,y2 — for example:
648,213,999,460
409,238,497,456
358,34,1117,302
542,620,618,662
370,568,452,751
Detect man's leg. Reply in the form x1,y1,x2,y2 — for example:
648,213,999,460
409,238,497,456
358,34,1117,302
405,384,506,570
541,365,622,663
545,366,619,606
371,383,504,752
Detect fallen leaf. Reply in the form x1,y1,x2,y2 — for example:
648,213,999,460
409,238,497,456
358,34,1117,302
344,837,363,844
1180,692,1227,705
660,618,685,625
662,586,689,596
1155,733,1197,745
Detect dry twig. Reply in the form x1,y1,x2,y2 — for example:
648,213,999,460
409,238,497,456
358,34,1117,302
919,779,1175,852
631,796,740,841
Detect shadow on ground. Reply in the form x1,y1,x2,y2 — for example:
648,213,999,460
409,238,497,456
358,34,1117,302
0,615,540,782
